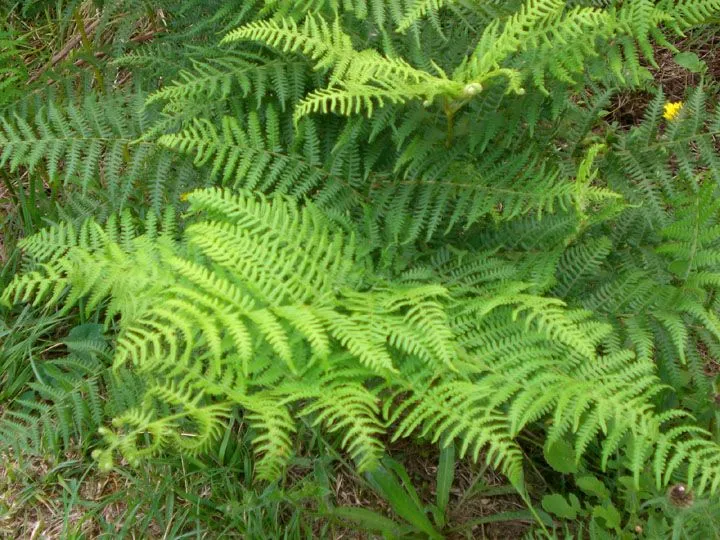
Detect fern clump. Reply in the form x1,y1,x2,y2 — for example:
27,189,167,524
3,0,720,536
5,187,720,500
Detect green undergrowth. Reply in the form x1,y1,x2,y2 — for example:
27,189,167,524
2,1,720,538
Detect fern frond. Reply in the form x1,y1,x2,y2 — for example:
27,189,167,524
222,15,354,72
286,373,385,472
387,378,524,488
0,92,191,212
0,324,112,458
147,53,309,113
396,0,452,32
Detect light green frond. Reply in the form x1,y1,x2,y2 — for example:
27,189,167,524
294,379,384,472
241,393,297,481
222,15,354,72
387,379,525,489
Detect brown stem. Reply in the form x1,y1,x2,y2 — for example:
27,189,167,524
28,19,101,83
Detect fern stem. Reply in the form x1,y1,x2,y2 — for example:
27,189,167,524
444,99,454,147
522,494,552,538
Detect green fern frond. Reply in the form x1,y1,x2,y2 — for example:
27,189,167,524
8,186,720,495
158,115,362,208
663,0,720,30
286,372,385,472
241,392,297,481
94,385,233,470
388,378,525,488
396,0,452,32
222,15,354,72
0,92,191,212
0,324,113,458
147,53,309,113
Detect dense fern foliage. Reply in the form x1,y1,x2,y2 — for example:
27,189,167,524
3,0,720,536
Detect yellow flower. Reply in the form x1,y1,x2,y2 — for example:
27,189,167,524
179,192,190,202
663,101,683,121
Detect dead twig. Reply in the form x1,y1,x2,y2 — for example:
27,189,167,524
28,18,101,83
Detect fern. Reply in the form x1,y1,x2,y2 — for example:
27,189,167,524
0,323,142,458
0,91,195,212
6,188,720,496
5,0,720,535
116,0,717,254
146,54,309,114
3,190,455,478
223,0,720,124
157,114,363,206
